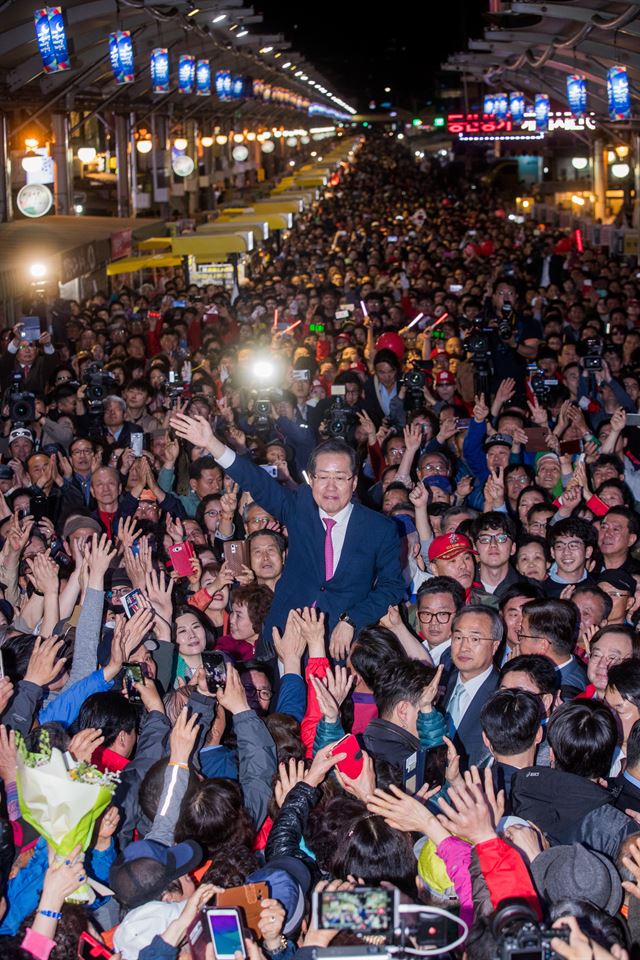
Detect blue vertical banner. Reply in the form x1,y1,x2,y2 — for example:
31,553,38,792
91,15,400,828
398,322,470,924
109,31,134,83
34,7,70,73
231,75,245,99
493,93,509,119
178,54,196,93
534,93,550,131
483,93,495,116
150,47,169,93
509,91,525,124
608,65,631,121
566,75,587,117
196,59,211,96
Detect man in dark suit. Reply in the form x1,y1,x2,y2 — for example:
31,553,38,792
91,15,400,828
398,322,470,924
441,605,501,770
0,325,58,395
170,413,405,659
614,718,640,815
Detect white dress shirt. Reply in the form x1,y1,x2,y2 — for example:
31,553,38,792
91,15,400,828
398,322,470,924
450,664,494,725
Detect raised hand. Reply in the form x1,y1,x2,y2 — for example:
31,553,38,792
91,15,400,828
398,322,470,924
367,783,444,837
303,741,346,788
473,393,489,423
67,727,104,763
335,749,377,803
274,758,307,807
169,413,217,453
217,663,250,716
170,706,200,765
272,609,306,672
87,533,116,588
24,636,67,688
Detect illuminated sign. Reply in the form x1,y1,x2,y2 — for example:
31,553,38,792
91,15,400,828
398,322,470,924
534,94,549,131
151,48,169,93
178,55,196,94
446,114,544,141
34,7,70,74
109,31,134,84
196,59,211,96
608,65,631,121
566,75,587,117
521,111,596,133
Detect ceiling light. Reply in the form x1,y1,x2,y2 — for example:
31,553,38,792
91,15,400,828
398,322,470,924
246,132,256,141
25,138,39,149
384,86,391,93
186,6,200,16
30,263,47,278
571,157,588,171
174,137,188,150
213,13,226,22
259,46,273,54
233,133,244,143
136,139,153,154
237,28,248,37
274,52,281,59
229,23,238,31
282,61,291,68
612,162,630,178
216,134,228,144
77,147,96,163
201,136,214,147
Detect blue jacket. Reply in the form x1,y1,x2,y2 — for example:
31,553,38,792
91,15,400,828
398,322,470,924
224,453,405,657
39,669,113,728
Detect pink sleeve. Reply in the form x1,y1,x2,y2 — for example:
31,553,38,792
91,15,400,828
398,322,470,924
21,928,57,960
436,836,474,928
301,657,329,757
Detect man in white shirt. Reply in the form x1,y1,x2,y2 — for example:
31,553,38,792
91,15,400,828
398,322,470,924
441,605,501,769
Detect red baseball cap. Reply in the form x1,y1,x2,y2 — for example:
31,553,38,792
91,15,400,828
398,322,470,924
435,371,456,386
428,532,475,563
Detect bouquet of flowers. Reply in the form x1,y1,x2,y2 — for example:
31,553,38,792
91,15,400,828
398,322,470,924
15,729,120,902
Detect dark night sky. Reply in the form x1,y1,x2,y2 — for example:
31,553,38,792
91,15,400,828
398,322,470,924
256,1,487,113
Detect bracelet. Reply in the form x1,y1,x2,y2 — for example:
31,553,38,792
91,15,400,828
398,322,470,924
39,909,62,920
267,936,289,955
168,761,189,770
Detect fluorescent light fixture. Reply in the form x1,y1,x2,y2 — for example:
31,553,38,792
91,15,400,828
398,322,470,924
213,13,226,22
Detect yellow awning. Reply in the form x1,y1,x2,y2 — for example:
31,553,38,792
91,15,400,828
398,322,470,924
137,237,172,251
171,234,251,256
293,176,327,188
197,224,265,244
107,253,181,276
219,211,291,230
253,199,302,214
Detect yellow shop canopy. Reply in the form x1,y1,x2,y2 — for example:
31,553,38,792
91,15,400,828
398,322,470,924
107,253,181,276
137,237,172,251
171,234,252,257
197,222,267,244
219,210,292,230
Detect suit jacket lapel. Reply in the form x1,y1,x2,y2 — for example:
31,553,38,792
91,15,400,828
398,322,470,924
331,502,358,580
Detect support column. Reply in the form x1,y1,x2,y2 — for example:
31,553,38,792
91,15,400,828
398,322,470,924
633,134,640,228
0,113,12,222
186,119,198,218
593,136,606,223
114,114,131,218
51,112,73,215
128,112,138,218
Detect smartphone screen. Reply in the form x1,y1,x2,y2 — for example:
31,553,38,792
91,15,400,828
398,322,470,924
318,888,396,934
122,589,142,619
201,651,227,693
206,909,246,959
123,663,143,703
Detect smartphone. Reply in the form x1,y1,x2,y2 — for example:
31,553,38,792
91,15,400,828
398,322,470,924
169,541,195,578
206,908,246,960
131,433,143,458
627,413,640,427
30,495,46,522
523,427,548,452
314,887,398,935
330,733,364,779
259,464,278,478
559,438,581,455
387,235,398,242
223,540,247,577
123,662,143,703
448,284,463,294
583,278,593,287
292,369,311,381
335,310,350,320
201,651,226,693
77,931,114,958
331,384,346,397
20,316,41,342
122,588,143,619
455,418,470,430
172,299,187,308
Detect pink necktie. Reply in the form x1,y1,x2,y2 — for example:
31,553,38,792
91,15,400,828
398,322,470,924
323,517,337,580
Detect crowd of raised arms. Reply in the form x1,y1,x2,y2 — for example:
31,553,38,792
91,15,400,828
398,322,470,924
1,135,640,960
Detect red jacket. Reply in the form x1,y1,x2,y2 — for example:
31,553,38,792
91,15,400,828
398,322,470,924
476,837,542,919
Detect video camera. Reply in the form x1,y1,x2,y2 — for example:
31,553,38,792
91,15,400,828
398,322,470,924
400,361,431,413
82,362,117,415
464,316,493,398
497,302,514,342
163,370,186,408
491,898,569,960
528,365,559,405
5,372,35,425
583,338,603,372
325,386,357,440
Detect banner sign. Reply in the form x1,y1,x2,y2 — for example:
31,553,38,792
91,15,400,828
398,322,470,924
34,7,70,73
150,48,169,93
566,75,587,117
178,54,196,94
608,65,631,121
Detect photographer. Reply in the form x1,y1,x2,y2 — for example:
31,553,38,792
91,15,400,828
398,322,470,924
477,278,542,398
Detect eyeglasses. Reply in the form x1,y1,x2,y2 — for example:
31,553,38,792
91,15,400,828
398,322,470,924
418,610,454,624
477,534,510,545
451,633,495,646
517,632,547,643
242,685,272,702
422,462,446,474
508,475,529,486
528,520,548,532
311,473,354,484
72,447,93,456
552,540,584,552
248,515,271,526
602,589,630,599
204,509,221,518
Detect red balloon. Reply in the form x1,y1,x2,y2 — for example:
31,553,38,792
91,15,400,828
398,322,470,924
554,236,573,254
376,331,406,359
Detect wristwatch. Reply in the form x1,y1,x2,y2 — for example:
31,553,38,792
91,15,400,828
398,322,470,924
339,612,355,628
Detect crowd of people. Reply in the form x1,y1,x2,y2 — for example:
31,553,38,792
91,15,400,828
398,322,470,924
0,134,639,959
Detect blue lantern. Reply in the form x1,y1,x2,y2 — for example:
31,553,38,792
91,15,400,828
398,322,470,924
109,31,134,84
494,93,509,119
196,59,211,96
151,48,169,94
509,92,525,124
483,94,495,116
566,75,587,117
608,66,631,121
534,94,549,131
178,55,196,94
34,6,70,73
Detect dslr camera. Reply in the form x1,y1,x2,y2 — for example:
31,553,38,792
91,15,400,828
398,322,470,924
583,338,603,372
497,302,514,341
326,386,356,440
400,361,431,413
528,365,559,405
491,898,569,960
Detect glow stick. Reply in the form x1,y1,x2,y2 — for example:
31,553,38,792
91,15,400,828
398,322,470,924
360,299,368,316
279,319,301,336
398,312,424,334
272,308,278,331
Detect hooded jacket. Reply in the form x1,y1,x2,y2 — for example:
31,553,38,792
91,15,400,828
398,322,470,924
511,766,637,858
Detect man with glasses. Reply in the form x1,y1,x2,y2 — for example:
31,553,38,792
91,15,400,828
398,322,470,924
170,414,405,660
544,517,595,599
578,625,639,701
243,501,279,534
471,512,519,602
440,604,501,769
518,598,587,693
596,569,637,625
415,576,465,672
